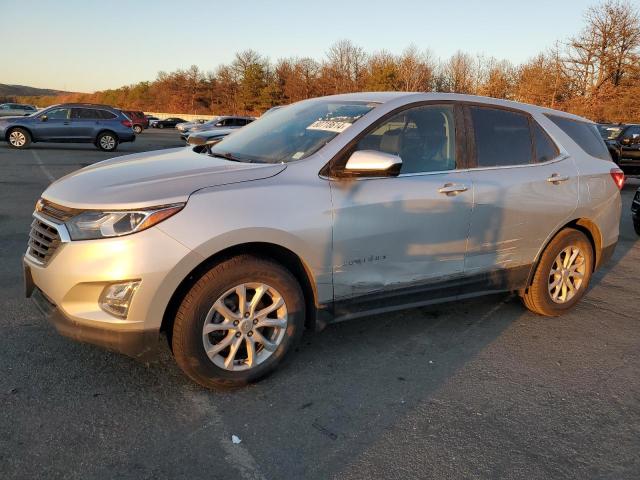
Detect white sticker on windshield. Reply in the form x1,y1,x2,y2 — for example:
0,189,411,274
292,151,305,159
306,120,353,133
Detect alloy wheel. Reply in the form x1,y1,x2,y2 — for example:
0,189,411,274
100,135,116,150
548,245,586,303
9,131,26,147
202,283,288,371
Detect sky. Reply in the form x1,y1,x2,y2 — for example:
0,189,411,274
0,0,619,93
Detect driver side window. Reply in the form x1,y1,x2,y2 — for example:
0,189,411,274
354,104,457,174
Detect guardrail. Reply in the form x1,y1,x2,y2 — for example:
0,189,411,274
144,112,218,121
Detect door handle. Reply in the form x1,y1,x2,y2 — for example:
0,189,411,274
547,173,569,184
63,121,70,125
438,183,469,195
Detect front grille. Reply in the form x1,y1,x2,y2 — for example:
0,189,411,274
37,199,78,222
27,218,61,265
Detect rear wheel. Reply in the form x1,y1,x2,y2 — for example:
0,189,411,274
96,132,118,152
158,123,165,129
521,228,593,316
172,255,305,389
7,128,31,149
133,124,143,134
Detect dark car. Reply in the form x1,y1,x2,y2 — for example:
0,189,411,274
632,187,640,235
0,103,38,117
0,103,135,152
153,117,186,129
600,123,640,173
122,110,149,134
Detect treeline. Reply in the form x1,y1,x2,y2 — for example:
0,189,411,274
19,1,640,122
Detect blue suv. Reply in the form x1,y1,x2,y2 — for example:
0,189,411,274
0,103,135,152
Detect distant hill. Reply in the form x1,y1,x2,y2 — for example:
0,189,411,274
0,83,74,97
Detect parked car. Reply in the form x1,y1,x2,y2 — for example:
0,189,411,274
186,127,236,147
24,93,622,389
0,103,38,117
176,119,209,137
602,123,640,173
153,117,186,129
176,119,207,130
597,123,624,141
0,103,135,151
261,106,283,117
632,187,640,235
185,116,255,138
146,115,159,127
122,110,149,134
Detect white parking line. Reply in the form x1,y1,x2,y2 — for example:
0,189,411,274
31,149,56,183
186,390,266,480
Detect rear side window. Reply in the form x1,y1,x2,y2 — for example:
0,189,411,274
533,123,559,163
470,107,532,167
546,115,610,160
71,108,100,119
98,110,117,119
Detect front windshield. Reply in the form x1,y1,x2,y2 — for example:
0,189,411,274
208,99,376,163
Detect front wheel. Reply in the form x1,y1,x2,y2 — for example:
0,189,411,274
7,128,31,149
521,228,593,316
172,255,305,389
96,132,118,152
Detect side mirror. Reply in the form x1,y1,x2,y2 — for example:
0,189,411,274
40,115,48,122
342,150,402,177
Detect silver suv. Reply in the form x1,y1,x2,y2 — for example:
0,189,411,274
24,93,623,388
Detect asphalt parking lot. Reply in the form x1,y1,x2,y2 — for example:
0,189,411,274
1,129,639,480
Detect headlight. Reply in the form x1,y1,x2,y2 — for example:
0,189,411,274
65,203,184,240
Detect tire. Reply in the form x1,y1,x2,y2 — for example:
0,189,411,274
521,228,593,316
172,255,305,389
96,132,118,152
133,124,143,134
634,218,640,236
7,128,31,149
158,123,164,129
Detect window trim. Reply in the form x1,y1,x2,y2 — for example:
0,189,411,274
321,100,469,179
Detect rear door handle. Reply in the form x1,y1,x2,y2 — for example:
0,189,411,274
438,183,469,195
547,174,569,184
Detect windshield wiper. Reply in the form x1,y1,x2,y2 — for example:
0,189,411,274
209,151,249,163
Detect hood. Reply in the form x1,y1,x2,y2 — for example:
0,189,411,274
43,147,286,210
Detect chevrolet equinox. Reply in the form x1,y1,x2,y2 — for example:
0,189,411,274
24,93,623,388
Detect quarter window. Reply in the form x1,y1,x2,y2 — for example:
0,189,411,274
354,104,456,174
546,115,610,160
470,107,532,167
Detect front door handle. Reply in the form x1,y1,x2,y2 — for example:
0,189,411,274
438,183,469,195
547,173,569,184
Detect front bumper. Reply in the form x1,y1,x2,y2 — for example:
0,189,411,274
23,220,202,357
29,285,162,359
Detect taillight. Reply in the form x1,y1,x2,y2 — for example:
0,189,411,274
610,168,625,190
121,119,132,128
